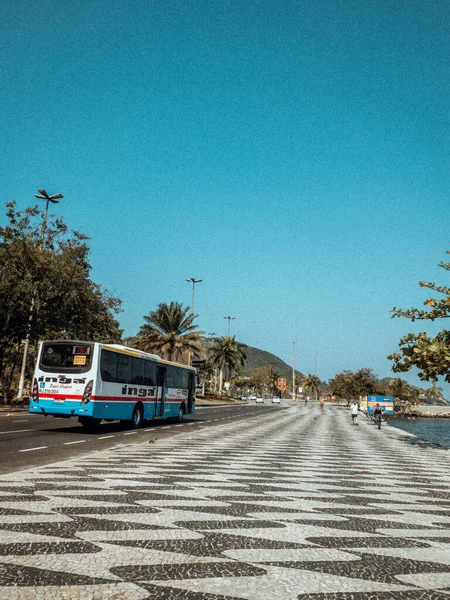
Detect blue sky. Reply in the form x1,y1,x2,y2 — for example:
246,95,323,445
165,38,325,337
2,0,449,394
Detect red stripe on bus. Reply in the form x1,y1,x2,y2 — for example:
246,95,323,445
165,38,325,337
39,393,186,403
39,393,82,400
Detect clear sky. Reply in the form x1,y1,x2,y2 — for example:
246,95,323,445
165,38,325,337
2,0,449,394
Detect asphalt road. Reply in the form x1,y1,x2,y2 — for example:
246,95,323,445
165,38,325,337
0,402,283,475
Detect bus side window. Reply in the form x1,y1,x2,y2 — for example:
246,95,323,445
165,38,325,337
144,361,156,386
116,354,130,383
165,366,175,388
100,350,117,382
131,357,144,385
179,370,189,389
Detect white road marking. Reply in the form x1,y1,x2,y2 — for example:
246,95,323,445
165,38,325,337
123,432,137,436
161,426,171,429
64,440,86,445
98,436,115,440
0,429,32,435
13,420,29,423
144,428,156,432
19,446,48,452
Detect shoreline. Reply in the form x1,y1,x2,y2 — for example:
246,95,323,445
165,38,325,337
391,410,450,419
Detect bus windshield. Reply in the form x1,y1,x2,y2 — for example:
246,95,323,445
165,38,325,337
39,342,93,373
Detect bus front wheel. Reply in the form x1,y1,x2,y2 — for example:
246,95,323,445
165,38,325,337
131,403,144,429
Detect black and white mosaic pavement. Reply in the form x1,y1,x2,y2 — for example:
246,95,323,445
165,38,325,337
0,405,449,599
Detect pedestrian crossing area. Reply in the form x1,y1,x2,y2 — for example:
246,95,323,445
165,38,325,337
0,405,449,599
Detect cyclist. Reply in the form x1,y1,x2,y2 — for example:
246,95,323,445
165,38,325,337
374,402,383,430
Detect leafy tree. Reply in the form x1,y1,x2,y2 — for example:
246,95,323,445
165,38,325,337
248,366,272,394
230,375,247,396
329,368,386,405
132,301,204,362
0,201,122,399
209,336,246,395
302,374,321,400
268,368,280,395
388,252,450,382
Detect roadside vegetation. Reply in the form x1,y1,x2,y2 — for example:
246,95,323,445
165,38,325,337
388,251,450,384
127,301,204,362
0,202,122,401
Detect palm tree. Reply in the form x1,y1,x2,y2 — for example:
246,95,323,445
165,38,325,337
389,377,411,405
197,360,215,394
422,383,445,404
133,301,204,362
208,336,246,395
302,374,321,401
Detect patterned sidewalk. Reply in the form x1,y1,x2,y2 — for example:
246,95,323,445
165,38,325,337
0,405,449,599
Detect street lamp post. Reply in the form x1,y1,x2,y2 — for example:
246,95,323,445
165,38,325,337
314,351,318,402
292,342,296,402
35,189,64,245
185,278,202,366
17,189,64,400
223,316,235,337
207,332,217,391
185,277,202,316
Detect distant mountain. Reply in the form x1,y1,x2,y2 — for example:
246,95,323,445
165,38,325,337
239,344,304,381
201,339,304,382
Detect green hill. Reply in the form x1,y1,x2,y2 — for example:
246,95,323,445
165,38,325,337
240,344,304,381
201,338,304,382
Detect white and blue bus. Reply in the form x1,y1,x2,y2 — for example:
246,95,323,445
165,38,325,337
29,340,196,429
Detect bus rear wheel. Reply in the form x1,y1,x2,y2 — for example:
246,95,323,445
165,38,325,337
131,404,144,429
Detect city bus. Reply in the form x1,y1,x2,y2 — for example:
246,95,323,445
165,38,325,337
29,340,196,429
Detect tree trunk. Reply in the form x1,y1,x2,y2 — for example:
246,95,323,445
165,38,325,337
219,368,223,395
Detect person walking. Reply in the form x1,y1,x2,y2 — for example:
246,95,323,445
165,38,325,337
373,402,383,430
350,401,359,425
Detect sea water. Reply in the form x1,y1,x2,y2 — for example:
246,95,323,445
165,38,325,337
389,417,450,449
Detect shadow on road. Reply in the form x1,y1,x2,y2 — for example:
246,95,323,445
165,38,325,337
39,416,202,436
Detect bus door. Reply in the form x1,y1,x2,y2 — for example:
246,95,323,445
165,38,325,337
187,372,195,413
154,366,166,418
